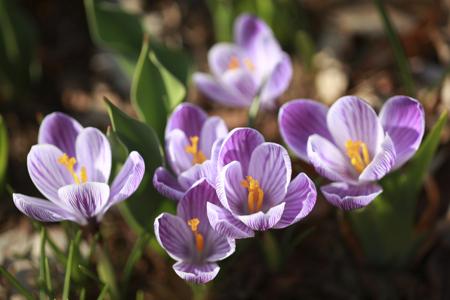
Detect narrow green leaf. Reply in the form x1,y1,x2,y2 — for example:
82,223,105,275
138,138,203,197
0,115,8,192
105,98,168,230
62,240,75,300
97,246,119,300
78,265,102,284
131,37,185,138
79,288,86,300
123,232,151,287
39,227,47,300
0,266,34,300
136,290,145,300
44,257,52,296
373,0,415,96
97,285,109,300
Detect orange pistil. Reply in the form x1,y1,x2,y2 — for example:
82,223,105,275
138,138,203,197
187,218,204,252
345,140,371,173
241,176,264,213
185,136,207,164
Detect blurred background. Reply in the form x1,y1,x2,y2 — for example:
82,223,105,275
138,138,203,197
1,0,450,299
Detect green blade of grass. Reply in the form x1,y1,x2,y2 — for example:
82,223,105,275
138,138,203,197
97,285,109,300
0,266,34,300
373,0,415,96
122,232,151,288
44,257,52,296
62,240,76,300
39,227,47,300
79,287,86,300
78,265,102,284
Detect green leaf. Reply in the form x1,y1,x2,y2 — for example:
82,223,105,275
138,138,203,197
0,115,7,193
105,98,170,231
96,246,119,300
39,227,47,300
0,266,34,300
97,285,109,300
62,239,75,300
131,37,186,138
122,232,151,288
0,0,39,100
84,0,143,76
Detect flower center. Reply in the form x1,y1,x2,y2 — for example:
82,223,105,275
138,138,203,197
185,136,207,164
58,154,87,184
241,176,264,213
345,140,371,173
227,56,255,72
187,218,204,252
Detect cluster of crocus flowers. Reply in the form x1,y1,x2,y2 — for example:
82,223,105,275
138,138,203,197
194,14,293,109
153,103,228,201
154,179,235,284
279,96,425,210
13,113,145,224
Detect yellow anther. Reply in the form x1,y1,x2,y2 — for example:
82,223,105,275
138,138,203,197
227,56,240,70
243,58,255,71
345,140,371,173
185,136,207,164
58,154,88,184
241,176,264,213
187,218,204,252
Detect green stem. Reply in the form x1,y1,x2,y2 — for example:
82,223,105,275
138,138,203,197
373,0,415,96
248,96,261,128
260,231,281,273
190,283,209,300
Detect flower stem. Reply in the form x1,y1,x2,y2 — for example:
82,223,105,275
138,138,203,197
190,283,209,300
260,231,282,273
248,96,261,128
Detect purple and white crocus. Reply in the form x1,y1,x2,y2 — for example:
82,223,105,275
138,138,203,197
193,14,292,109
153,103,228,201
206,128,317,239
279,96,425,210
13,112,145,224
154,179,235,284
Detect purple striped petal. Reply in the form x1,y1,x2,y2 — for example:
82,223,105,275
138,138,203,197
327,96,384,156
307,134,357,183
379,96,425,169
274,173,317,229
218,128,265,172
205,235,235,262
216,161,246,214
279,99,332,161
75,128,111,183
178,160,217,191
321,182,382,210
177,179,219,233
166,103,207,138
154,213,194,261
359,135,396,181
236,202,285,231
173,261,220,284
193,73,248,107
234,14,282,75
38,112,83,158
247,143,291,208
57,182,110,219
153,167,185,201
259,53,293,109
165,129,192,175
207,202,255,239
221,69,257,105
13,194,77,223
207,43,243,78
200,116,228,158
108,151,145,207
27,144,74,203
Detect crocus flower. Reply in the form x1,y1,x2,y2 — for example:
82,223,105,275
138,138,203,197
193,14,292,109
13,112,145,224
279,96,425,210
206,128,317,239
154,179,235,284
153,103,228,201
